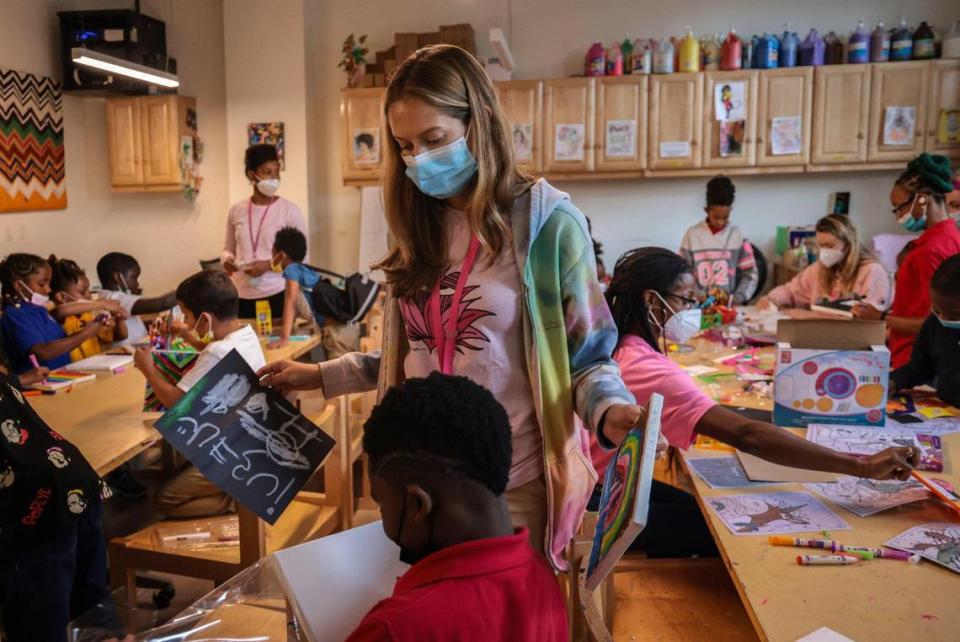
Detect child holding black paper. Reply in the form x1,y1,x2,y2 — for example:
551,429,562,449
133,270,265,517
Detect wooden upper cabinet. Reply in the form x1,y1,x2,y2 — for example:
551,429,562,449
341,88,386,181
756,67,813,166
811,65,871,164
106,98,143,186
496,80,543,174
702,70,758,168
648,74,703,169
595,76,647,171
926,60,960,159
868,61,929,162
140,96,181,185
543,77,595,173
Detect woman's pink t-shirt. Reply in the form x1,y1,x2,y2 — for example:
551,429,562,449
590,334,716,477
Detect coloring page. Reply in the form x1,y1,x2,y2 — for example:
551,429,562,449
512,123,533,161
714,81,746,121
886,523,960,574
605,119,636,158
706,491,849,535
805,476,930,517
770,115,802,156
882,106,916,146
687,456,780,489
806,424,918,455
554,123,585,161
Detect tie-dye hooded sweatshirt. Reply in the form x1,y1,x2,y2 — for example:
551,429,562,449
319,178,635,571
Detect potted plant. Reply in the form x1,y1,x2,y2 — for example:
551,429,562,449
338,34,369,88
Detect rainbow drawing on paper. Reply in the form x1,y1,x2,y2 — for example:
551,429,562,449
143,350,200,412
0,68,65,213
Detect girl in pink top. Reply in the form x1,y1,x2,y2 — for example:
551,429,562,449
590,247,918,557
759,214,891,311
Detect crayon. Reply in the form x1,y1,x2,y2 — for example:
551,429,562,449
796,554,859,566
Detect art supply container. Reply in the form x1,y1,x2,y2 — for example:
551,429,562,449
606,42,624,75
620,38,635,74
755,32,780,69
679,26,701,72
870,20,890,62
653,38,675,74
780,26,798,67
585,42,606,76
890,17,913,61
824,31,844,64
799,28,825,66
848,20,869,63
943,21,960,59
702,34,721,70
912,21,935,59
631,39,653,74
720,29,742,70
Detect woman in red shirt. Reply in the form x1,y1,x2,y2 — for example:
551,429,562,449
853,154,960,368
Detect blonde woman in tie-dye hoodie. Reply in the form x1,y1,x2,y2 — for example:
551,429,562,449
258,45,646,571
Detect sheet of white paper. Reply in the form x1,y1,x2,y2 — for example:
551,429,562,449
795,626,857,642
771,115,803,155
605,119,636,158
512,123,533,161
660,141,691,158
270,521,409,642
714,80,746,121
358,186,388,281
682,364,718,376
806,424,919,456
554,123,585,161
63,354,133,371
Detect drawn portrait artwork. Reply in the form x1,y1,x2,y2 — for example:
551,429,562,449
154,349,336,524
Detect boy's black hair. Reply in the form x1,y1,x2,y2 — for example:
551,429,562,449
606,247,693,353
96,252,139,288
363,372,512,496
932,254,960,299
355,132,375,149
48,255,85,293
245,143,279,174
0,253,48,308
175,270,239,320
706,174,736,207
273,226,307,263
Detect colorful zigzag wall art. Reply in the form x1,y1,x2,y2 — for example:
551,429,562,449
0,68,67,213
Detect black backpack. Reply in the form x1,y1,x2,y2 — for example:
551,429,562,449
305,266,380,324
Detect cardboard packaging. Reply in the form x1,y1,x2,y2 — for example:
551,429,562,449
773,320,889,427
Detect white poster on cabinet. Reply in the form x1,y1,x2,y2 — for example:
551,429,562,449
714,81,746,121
555,123,585,161
883,106,916,146
605,119,636,158
512,123,533,161
659,141,691,158
770,116,803,156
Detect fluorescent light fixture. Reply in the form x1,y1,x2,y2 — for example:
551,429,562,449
71,47,179,88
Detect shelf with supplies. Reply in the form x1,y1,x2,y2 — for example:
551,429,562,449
340,59,960,187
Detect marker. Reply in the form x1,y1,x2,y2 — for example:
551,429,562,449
29,354,40,369
843,549,875,560
911,470,960,517
876,548,922,564
769,536,838,550
797,554,859,566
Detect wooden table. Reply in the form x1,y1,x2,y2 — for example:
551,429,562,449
31,334,322,476
671,333,960,642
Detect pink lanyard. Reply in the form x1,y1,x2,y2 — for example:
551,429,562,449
247,198,274,255
429,236,482,375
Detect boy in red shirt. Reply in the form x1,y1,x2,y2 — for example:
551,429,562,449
346,373,568,642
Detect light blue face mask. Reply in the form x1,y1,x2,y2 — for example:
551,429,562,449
899,211,928,233
937,314,960,330
403,136,478,200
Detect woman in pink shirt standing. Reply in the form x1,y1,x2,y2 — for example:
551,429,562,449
590,247,918,557
221,144,307,319
758,214,891,311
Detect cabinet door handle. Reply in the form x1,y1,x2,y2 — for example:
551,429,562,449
756,136,764,144
857,133,864,139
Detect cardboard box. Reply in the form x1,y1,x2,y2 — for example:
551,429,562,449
394,33,419,65
773,320,889,427
439,23,476,55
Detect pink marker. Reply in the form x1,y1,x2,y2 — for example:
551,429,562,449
29,354,40,369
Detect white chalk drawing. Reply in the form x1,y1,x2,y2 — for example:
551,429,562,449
200,373,251,415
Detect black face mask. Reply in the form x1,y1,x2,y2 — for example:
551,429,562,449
395,492,438,566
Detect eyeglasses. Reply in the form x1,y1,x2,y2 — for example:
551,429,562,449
667,293,700,310
891,194,915,216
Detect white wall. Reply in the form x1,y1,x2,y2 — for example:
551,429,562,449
222,0,310,222
303,0,959,279
0,0,229,293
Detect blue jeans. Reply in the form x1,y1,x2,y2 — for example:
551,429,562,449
1,502,117,642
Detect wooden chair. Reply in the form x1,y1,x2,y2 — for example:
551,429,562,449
109,403,351,602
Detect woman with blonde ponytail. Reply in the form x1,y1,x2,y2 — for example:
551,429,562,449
759,214,891,311
260,45,647,570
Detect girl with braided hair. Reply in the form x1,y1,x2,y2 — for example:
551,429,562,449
853,153,960,368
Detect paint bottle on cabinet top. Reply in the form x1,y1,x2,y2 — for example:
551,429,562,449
653,38,676,74
870,20,890,62
755,32,780,69
799,29,825,66
702,34,721,70
606,42,624,75
943,21,960,59
824,31,844,64
631,39,653,74
720,29,743,70
780,26,798,67
890,17,913,61
848,20,869,63
912,21,936,59
742,35,756,69
620,38,634,74
679,27,701,72
585,42,606,76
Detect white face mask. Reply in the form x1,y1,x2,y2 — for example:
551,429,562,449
818,246,845,268
256,178,280,198
18,280,49,306
650,291,702,345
